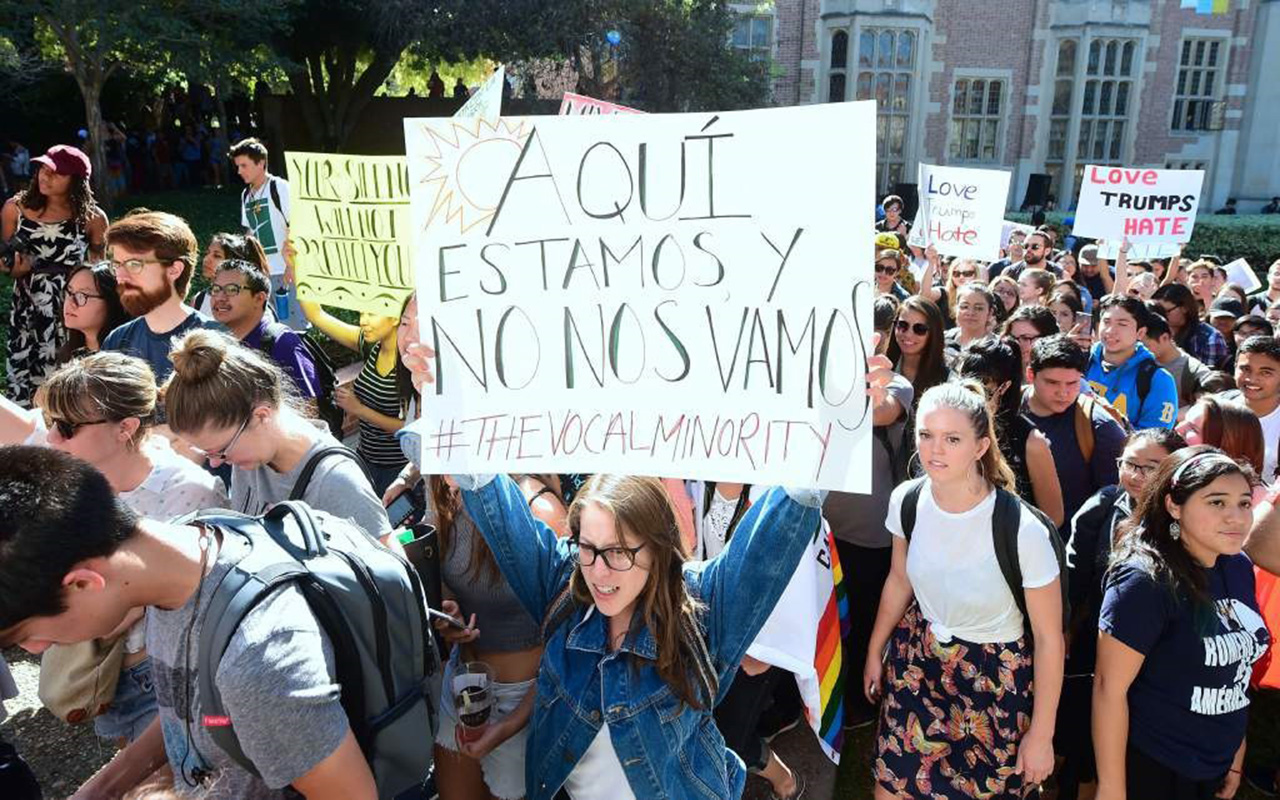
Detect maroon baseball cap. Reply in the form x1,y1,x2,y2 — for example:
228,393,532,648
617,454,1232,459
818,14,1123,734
32,145,91,179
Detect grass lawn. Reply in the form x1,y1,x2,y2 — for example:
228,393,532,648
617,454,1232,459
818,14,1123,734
833,689,1280,799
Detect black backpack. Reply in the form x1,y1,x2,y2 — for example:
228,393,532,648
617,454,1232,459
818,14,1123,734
195,502,439,799
257,322,346,439
898,477,1070,640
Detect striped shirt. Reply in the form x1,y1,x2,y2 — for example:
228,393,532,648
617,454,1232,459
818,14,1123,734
354,340,407,467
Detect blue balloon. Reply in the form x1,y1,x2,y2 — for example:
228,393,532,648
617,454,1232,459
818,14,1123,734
606,29,622,46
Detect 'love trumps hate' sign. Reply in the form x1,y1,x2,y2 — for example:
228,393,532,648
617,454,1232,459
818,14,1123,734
405,103,877,492
1073,165,1205,244
909,164,1011,260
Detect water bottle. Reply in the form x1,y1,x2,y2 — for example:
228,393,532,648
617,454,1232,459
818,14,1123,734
273,285,290,321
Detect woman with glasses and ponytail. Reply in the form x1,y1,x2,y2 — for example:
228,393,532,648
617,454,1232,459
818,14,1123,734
1094,446,1268,800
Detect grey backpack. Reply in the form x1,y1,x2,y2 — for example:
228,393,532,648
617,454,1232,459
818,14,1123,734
195,502,439,799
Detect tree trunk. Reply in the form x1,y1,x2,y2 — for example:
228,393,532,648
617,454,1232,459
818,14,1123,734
80,81,112,206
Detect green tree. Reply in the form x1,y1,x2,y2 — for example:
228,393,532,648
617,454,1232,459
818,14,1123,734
0,0,293,201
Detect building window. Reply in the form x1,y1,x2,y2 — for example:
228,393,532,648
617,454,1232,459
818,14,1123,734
1044,39,1077,195
1166,160,1207,171
855,27,917,191
828,30,849,102
949,78,1004,162
1172,38,1225,131
1074,37,1137,187
732,15,773,62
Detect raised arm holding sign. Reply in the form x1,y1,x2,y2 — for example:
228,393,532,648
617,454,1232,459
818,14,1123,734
405,103,877,493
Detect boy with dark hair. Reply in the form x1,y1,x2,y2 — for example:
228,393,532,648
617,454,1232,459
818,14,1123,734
1223,336,1280,484
102,211,221,382
1085,295,1178,429
209,259,320,399
231,137,299,329
1140,305,1213,412
1023,334,1127,526
0,446,381,798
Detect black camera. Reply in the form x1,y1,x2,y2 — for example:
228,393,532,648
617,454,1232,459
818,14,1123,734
0,230,51,273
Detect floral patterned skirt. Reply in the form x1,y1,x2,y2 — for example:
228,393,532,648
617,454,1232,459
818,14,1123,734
875,604,1035,799
5,271,67,406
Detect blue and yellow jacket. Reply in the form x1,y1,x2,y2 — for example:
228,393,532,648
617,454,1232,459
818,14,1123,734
1085,342,1178,429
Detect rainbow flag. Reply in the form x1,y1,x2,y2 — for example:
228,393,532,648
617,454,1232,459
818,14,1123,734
815,529,851,758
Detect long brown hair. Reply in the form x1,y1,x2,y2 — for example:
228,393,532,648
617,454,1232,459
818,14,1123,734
428,475,500,582
1190,396,1265,479
567,475,715,710
1112,446,1256,625
885,296,949,402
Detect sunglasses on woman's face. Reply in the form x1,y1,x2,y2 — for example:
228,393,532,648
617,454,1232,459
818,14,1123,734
875,263,898,276
895,320,929,336
45,416,109,440
953,269,977,278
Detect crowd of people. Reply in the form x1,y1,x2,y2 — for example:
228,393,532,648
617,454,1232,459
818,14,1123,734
0,138,1279,800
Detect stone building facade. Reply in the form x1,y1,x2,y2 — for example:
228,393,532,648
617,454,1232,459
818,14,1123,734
732,0,1280,210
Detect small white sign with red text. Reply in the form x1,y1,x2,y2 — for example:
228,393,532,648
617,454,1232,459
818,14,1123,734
908,164,1010,260
1074,165,1205,244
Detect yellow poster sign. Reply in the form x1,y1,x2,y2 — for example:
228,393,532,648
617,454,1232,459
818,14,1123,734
285,151,413,316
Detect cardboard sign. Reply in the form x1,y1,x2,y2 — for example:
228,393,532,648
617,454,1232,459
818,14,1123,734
558,92,643,115
1001,220,1034,249
1223,257,1262,293
456,66,505,121
908,164,1011,259
285,152,413,316
1074,165,1205,243
404,103,876,492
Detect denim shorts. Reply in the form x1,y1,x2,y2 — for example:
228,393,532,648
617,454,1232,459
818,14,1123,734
434,650,535,800
93,657,158,742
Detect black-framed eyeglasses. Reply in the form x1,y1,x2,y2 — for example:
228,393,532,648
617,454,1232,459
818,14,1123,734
1117,458,1159,477
66,290,104,307
1013,333,1038,344
46,416,110,440
875,263,898,276
895,320,929,336
190,415,253,463
1027,243,1045,251
569,539,646,571
208,283,253,297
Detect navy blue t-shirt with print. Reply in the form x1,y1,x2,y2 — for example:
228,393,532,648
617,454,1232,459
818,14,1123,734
102,310,223,384
1100,554,1269,780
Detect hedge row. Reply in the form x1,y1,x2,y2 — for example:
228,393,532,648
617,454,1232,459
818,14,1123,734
1006,212,1280,273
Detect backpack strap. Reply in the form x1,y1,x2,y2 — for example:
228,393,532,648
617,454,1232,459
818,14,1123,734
991,488,1029,623
290,446,372,501
195,513,311,778
269,178,286,221
1134,359,1157,422
1074,396,1096,465
898,477,928,543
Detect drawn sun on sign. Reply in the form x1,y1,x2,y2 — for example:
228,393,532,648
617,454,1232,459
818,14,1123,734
410,117,531,235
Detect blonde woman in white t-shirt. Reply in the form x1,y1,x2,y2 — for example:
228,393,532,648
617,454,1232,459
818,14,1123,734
1,351,226,755
863,380,1063,800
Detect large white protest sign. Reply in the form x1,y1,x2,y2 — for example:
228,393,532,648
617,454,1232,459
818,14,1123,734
1074,165,1205,243
1223,258,1262,293
908,164,1010,260
405,103,876,492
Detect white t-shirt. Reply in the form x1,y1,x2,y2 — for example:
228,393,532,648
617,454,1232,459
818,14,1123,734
886,480,1059,644
240,174,291,275
1257,403,1280,486
563,721,637,800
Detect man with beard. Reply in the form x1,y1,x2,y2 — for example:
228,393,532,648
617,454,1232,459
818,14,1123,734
102,210,222,382
990,229,1061,281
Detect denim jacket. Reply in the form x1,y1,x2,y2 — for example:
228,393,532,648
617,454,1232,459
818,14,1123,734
458,475,822,800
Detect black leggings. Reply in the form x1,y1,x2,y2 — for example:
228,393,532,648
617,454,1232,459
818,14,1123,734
1126,743,1226,800
714,666,785,772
